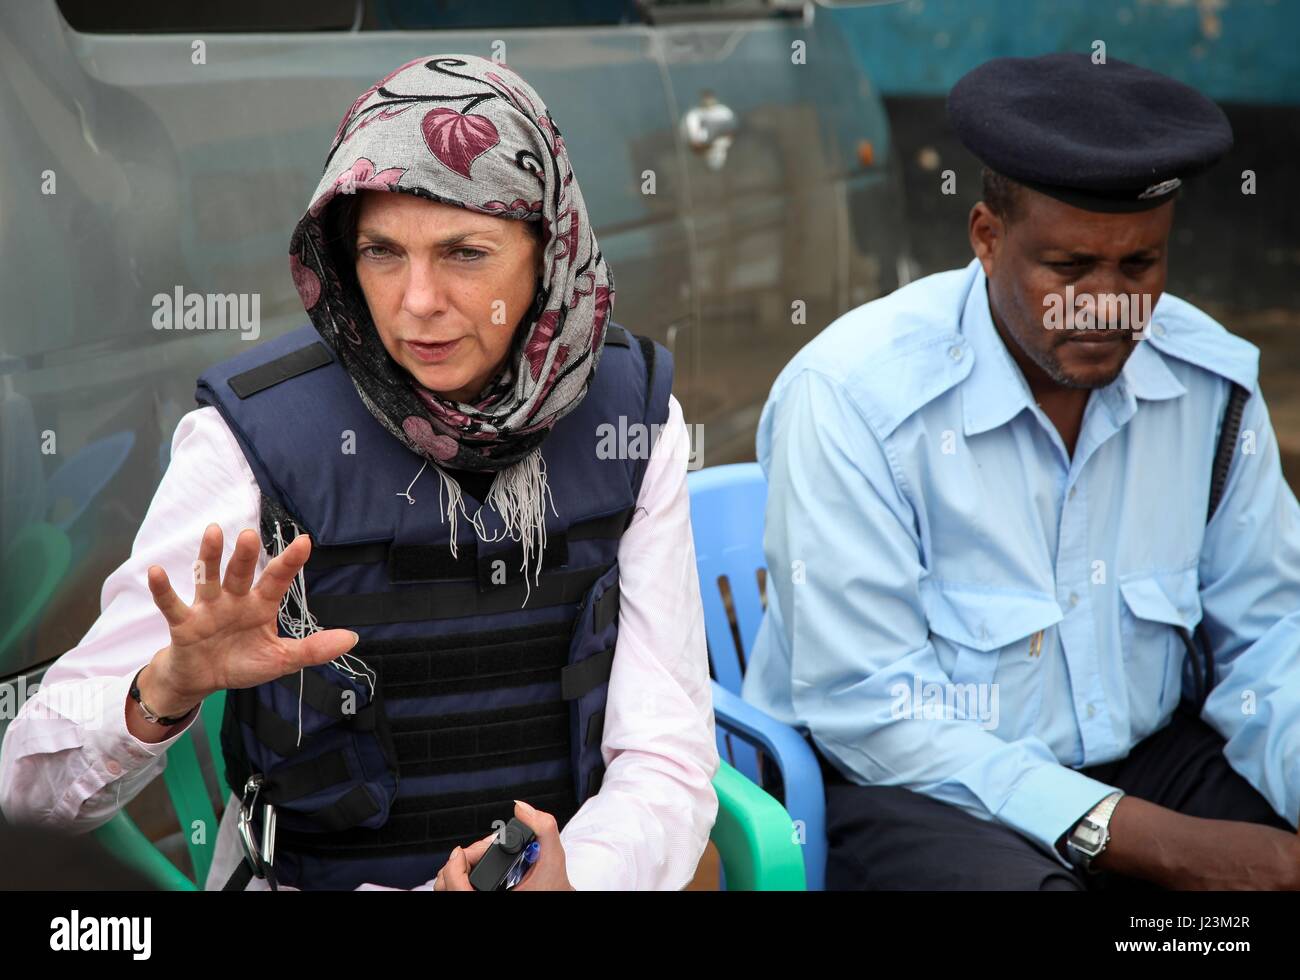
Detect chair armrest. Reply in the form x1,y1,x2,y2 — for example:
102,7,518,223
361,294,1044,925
710,759,806,890
711,681,827,890
93,812,198,891
160,731,218,889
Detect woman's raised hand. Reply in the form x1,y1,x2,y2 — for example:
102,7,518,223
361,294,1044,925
144,523,359,711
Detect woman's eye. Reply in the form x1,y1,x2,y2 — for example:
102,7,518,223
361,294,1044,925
359,244,391,260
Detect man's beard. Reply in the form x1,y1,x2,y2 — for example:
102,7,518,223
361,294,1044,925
1035,341,1129,390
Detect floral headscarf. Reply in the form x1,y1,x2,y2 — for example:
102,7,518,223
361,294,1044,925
287,55,614,585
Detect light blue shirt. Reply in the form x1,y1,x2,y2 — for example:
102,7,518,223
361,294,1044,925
744,257,1300,865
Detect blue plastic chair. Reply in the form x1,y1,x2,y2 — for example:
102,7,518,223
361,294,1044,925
688,462,827,890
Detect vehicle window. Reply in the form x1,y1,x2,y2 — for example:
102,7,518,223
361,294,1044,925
640,0,797,23
54,0,640,33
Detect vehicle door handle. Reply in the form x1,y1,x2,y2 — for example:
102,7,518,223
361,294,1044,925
680,93,737,171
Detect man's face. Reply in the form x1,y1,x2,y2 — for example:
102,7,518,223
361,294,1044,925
354,190,542,402
970,188,1174,390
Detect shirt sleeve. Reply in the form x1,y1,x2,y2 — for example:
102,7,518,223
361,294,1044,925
760,370,1117,864
556,394,720,889
0,406,265,832
1196,381,1300,827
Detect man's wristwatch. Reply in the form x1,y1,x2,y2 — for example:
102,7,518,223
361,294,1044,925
129,666,198,726
1065,791,1124,872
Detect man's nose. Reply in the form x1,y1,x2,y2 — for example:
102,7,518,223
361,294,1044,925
1081,267,1134,328
1082,264,1128,296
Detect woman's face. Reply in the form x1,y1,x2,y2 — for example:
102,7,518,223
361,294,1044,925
353,190,542,402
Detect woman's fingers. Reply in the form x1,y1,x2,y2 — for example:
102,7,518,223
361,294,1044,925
432,834,495,892
221,528,261,596
507,801,569,890
193,523,224,603
462,834,495,866
146,564,190,628
440,847,474,891
252,533,312,606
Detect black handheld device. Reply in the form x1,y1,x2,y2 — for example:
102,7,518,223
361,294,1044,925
468,818,537,891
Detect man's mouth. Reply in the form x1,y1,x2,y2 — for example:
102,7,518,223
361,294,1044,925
1065,329,1133,344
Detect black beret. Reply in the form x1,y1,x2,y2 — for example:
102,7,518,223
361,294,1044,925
947,52,1233,212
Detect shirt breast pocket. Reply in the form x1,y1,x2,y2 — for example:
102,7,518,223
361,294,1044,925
919,582,1063,738
1118,567,1202,720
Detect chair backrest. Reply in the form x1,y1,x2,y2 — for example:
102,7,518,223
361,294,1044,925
687,462,769,780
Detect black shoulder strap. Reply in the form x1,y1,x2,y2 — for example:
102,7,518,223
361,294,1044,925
637,335,658,418
228,341,333,399
629,334,659,508
603,324,632,348
1191,381,1253,710
1207,383,1251,522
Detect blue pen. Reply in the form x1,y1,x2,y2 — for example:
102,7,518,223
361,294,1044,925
505,840,541,889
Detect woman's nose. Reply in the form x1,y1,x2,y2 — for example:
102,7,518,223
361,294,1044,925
401,259,449,319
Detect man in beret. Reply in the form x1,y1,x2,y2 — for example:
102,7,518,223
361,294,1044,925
745,52,1300,889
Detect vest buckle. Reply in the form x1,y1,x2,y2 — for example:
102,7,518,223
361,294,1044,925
237,774,279,890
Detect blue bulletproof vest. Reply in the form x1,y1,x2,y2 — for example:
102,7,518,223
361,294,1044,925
194,323,672,890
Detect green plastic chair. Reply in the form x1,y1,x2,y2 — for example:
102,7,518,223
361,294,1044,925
95,689,805,890
94,692,227,891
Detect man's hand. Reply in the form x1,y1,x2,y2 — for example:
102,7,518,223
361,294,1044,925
431,800,574,891
1093,796,1300,890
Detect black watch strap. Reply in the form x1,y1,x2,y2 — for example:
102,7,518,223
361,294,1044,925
129,666,198,726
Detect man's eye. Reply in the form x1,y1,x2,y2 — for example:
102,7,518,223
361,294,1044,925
1046,260,1082,269
452,248,485,262
359,244,391,260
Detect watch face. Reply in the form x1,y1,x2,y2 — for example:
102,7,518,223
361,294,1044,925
1074,823,1103,850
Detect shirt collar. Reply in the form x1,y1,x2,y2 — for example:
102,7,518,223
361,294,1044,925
1119,333,1187,402
960,262,1037,437
960,261,1187,437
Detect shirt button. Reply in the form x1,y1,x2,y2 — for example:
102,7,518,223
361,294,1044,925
1068,592,1080,608
105,760,123,776
1152,323,1166,338
1087,703,1097,719
1068,486,1077,501
948,345,963,361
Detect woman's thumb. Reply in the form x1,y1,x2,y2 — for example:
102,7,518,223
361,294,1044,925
298,628,360,666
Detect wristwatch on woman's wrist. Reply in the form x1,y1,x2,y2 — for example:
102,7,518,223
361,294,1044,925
129,666,198,726
1065,791,1125,872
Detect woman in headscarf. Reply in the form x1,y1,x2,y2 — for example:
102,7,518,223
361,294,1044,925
0,56,718,891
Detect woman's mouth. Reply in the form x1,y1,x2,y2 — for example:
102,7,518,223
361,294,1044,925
405,338,461,364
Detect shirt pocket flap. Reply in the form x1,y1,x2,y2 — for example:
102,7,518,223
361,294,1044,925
1119,567,1202,630
920,583,1064,652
